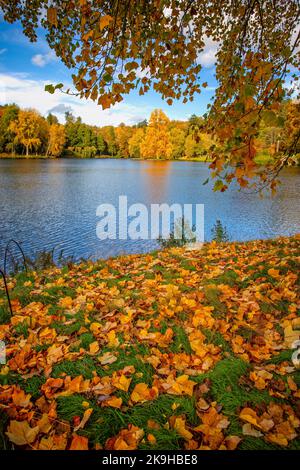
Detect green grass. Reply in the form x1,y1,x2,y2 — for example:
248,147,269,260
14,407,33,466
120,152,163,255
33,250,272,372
203,285,227,317
52,356,97,380
170,326,192,354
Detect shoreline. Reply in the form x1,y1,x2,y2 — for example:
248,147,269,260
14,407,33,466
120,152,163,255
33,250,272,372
0,153,212,163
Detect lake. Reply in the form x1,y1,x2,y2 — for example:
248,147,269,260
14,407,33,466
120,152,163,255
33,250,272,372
0,158,299,263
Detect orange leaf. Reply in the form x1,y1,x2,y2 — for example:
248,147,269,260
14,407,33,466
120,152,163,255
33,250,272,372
103,396,123,408
99,15,113,31
130,383,158,403
69,434,89,450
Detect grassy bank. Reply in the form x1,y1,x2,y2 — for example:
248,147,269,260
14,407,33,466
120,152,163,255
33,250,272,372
0,236,299,450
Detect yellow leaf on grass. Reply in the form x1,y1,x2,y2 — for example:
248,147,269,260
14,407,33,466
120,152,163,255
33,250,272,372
112,373,131,392
107,330,120,348
90,322,102,335
59,296,73,309
6,420,39,446
103,396,123,408
89,341,99,355
173,416,193,440
130,383,158,403
98,351,118,365
268,268,280,279
239,408,261,428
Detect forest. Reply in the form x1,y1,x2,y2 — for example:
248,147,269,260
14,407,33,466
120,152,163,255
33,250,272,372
0,101,299,163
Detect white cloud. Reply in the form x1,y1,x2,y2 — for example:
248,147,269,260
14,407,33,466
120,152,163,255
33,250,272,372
197,36,219,68
0,72,151,126
48,103,73,115
31,50,57,67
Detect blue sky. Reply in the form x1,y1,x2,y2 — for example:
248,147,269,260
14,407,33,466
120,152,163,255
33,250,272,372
0,17,218,126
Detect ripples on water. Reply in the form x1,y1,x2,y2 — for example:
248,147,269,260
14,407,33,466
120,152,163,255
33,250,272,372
0,159,299,262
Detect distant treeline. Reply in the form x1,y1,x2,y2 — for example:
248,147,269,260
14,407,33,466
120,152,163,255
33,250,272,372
0,101,299,161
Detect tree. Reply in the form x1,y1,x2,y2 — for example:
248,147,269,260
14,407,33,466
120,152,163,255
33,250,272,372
65,113,82,148
185,135,199,159
170,127,186,159
140,109,173,159
136,119,148,128
128,128,145,158
0,104,19,154
2,1,299,189
99,126,118,156
47,113,59,125
9,109,49,156
281,100,300,155
115,125,134,157
47,123,66,157
96,132,106,155
188,115,204,142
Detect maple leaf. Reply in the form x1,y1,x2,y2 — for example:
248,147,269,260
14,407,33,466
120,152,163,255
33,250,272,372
112,373,131,392
39,434,67,450
6,420,40,446
132,381,159,402
11,388,32,408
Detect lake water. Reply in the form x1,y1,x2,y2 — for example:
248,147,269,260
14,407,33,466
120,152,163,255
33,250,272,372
0,159,299,262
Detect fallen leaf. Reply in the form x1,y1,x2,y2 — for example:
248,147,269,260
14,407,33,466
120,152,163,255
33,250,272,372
6,420,39,446
69,434,89,450
74,408,93,431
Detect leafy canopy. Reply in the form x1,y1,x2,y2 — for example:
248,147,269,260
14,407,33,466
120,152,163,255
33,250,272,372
1,0,299,189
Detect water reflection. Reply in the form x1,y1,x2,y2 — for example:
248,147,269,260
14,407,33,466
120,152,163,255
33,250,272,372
0,159,299,261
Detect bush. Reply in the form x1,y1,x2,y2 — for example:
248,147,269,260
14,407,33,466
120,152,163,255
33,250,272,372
158,217,196,248
211,220,229,242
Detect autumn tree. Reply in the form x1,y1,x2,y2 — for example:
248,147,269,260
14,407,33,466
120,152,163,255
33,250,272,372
184,134,201,159
47,123,66,157
170,127,186,159
99,126,118,156
47,113,59,125
96,132,106,155
140,109,173,159
128,128,145,158
9,109,49,156
115,124,134,158
281,100,300,156
0,104,20,154
64,112,81,148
